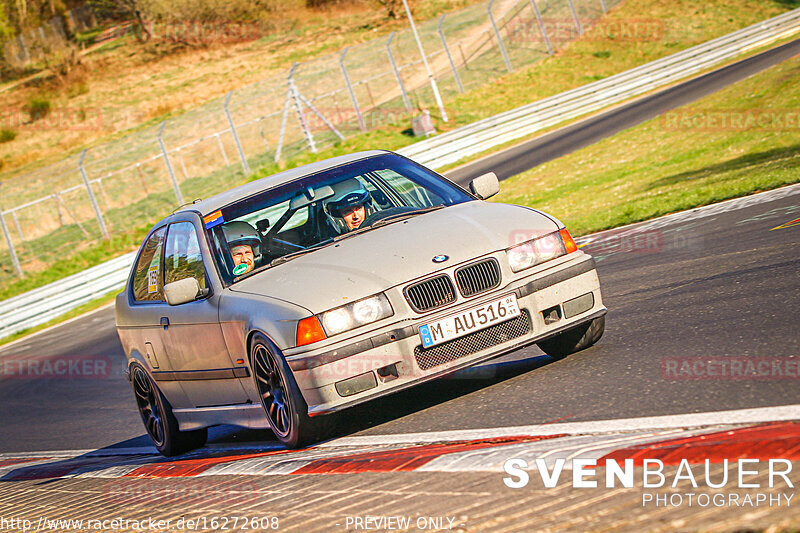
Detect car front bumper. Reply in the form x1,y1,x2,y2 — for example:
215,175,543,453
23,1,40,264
286,252,605,416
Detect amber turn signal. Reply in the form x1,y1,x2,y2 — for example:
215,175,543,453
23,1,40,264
559,228,578,254
296,316,327,346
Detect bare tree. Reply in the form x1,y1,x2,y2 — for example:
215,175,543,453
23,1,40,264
88,0,150,41
375,0,403,19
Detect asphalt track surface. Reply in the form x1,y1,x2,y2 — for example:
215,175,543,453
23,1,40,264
0,45,799,454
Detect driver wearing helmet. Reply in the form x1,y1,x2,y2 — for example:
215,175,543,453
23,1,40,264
325,179,374,234
222,221,261,276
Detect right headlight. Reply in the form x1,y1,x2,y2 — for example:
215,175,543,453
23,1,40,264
319,293,394,336
506,229,578,272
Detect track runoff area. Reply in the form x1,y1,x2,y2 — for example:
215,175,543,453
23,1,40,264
0,178,799,531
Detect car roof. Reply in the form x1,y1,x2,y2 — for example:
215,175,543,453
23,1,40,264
178,150,390,217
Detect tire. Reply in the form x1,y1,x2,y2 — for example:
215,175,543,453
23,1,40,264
250,333,330,449
536,315,605,360
130,363,208,457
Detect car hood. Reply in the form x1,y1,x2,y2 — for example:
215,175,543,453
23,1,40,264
229,201,559,312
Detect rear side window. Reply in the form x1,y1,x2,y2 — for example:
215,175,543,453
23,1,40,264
133,227,166,302
164,222,206,289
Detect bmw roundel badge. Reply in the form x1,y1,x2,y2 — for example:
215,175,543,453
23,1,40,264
432,255,449,263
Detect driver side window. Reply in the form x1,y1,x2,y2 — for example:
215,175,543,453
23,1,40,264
133,227,166,302
164,222,206,289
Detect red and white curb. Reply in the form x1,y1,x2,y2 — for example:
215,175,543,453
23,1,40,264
1,405,798,481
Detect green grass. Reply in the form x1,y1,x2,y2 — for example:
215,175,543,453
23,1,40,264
491,56,800,236
74,27,105,45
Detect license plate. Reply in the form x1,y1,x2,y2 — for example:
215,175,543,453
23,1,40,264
418,295,520,348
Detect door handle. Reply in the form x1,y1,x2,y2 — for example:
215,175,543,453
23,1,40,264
160,317,170,329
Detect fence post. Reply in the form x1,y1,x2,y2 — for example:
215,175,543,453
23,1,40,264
11,211,24,242
488,0,513,72
529,0,553,55
79,149,110,240
401,0,448,122
223,91,251,176
157,121,185,206
386,32,412,112
289,63,316,154
566,0,583,35
293,91,345,142
437,15,464,94
17,34,30,65
0,190,24,279
274,79,293,163
340,48,366,132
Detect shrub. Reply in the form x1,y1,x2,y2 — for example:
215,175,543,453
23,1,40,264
0,128,16,143
25,96,52,122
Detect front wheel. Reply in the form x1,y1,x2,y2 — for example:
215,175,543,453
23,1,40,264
537,315,605,359
251,333,330,449
131,363,207,456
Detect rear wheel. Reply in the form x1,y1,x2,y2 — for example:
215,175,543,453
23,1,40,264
537,315,605,359
131,364,207,456
251,333,330,449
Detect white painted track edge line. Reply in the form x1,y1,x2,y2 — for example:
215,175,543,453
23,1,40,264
315,404,800,447
2,405,797,459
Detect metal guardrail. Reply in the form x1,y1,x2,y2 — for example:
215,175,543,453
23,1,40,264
1,8,799,341
396,7,800,169
0,252,135,340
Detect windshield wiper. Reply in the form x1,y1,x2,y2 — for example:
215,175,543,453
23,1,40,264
372,205,446,227
269,242,331,267
331,205,446,243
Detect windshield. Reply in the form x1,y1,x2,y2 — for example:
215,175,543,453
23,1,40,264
206,153,474,284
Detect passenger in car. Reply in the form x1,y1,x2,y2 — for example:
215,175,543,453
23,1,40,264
230,244,255,275
222,221,260,275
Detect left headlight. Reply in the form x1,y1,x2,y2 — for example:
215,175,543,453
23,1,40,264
507,229,578,272
319,293,394,336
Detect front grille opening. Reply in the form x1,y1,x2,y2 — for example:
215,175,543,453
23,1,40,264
404,274,456,313
455,258,501,298
414,310,532,370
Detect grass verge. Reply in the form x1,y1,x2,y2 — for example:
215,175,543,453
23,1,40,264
492,55,800,235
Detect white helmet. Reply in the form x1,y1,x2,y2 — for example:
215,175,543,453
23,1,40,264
222,221,261,257
324,179,374,233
